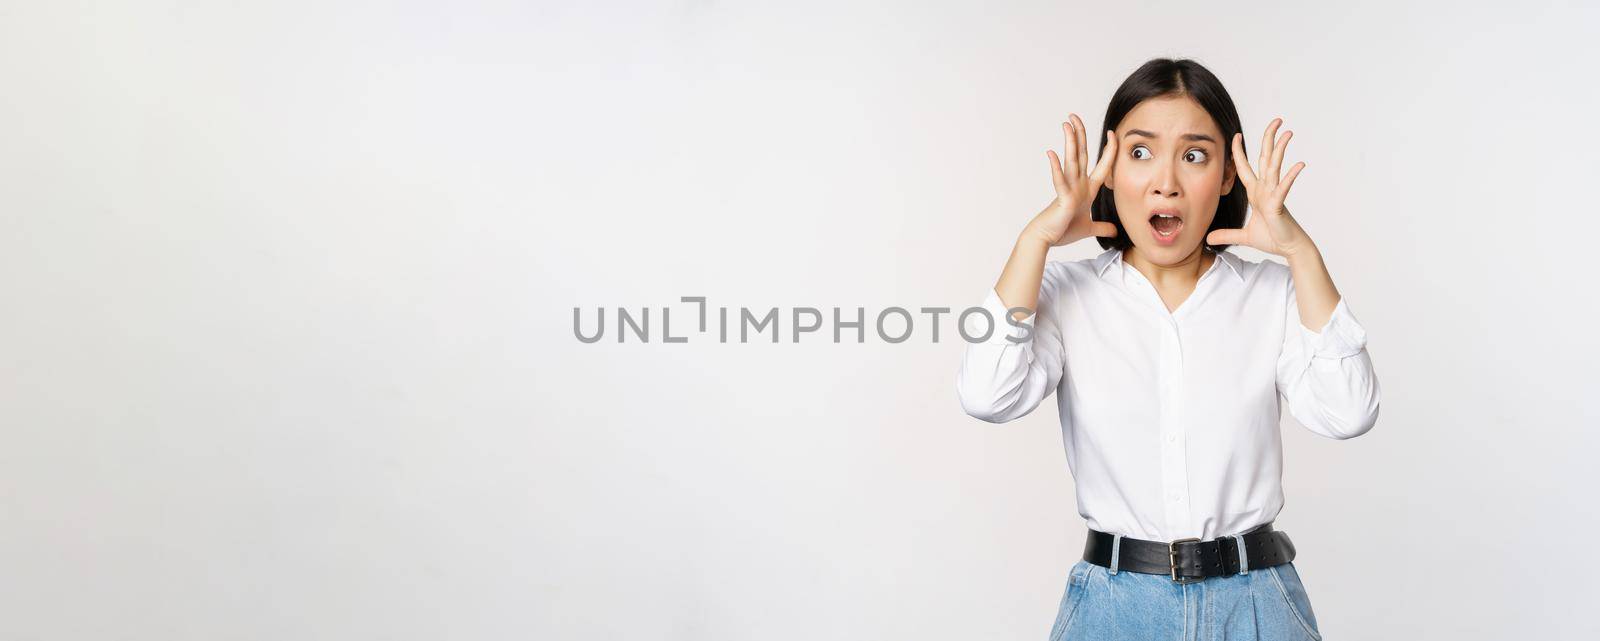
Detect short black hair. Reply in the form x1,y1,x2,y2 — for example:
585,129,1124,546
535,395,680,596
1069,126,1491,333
1092,58,1247,252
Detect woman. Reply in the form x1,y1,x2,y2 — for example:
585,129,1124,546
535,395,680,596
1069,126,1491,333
955,58,1380,641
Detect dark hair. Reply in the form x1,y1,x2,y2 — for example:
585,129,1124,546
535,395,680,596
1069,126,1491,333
1092,58,1247,252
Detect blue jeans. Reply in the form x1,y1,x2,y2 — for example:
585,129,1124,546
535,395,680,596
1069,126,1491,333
1049,558,1323,641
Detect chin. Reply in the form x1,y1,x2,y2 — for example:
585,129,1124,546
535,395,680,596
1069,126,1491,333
1133,233,1202,261
1139,231,1197,251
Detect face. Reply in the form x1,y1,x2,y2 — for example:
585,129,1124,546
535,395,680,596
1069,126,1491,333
1106,95,1235,264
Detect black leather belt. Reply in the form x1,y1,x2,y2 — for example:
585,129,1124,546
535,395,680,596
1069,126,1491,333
1082,521,1296,583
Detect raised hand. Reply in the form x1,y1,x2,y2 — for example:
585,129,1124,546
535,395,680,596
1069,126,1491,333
1028,113,1119,247
1205,118,1315,257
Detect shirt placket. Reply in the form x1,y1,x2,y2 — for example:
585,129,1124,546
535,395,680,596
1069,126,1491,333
1158,315,1191,538
1122,263,1195,540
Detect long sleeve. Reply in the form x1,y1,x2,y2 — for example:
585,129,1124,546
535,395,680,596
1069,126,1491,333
956,263,1068,423
1275,278,1382,440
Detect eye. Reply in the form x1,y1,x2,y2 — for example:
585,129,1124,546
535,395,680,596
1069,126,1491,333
1184,149,1209,163
1130,145,1151,160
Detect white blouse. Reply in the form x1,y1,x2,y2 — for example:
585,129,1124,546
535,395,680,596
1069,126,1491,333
956,247,1380,542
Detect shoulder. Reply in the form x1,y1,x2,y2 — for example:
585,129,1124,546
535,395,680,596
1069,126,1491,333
1217,250,1289,282
1032,260,1076,303
1213,250,1297,301
1020,256,1101,308
1044,258,1087,280
1045,247,1120,284
1041,254,1103,293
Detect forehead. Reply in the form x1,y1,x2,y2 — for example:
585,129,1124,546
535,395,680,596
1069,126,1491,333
1119,95,1220,138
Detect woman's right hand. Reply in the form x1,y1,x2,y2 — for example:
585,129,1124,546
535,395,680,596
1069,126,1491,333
1027,113,1119,247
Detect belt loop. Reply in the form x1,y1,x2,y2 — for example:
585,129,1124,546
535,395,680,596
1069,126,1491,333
1232,534,1249,575
1108,534,1122,575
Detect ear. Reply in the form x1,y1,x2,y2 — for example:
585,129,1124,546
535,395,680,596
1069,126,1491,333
1220,157,1236,196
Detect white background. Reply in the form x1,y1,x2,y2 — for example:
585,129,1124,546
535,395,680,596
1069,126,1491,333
2,1,1597,639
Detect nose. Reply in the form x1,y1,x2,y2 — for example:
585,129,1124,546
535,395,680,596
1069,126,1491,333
1151,161,1180,198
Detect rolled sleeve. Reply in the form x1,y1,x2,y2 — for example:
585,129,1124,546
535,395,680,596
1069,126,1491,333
955,264,1069,424
966,287,1037,346
1278,285,1382,440
1298,296,1368,359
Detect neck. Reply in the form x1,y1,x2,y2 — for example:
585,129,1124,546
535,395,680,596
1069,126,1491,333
1123,244,1214,290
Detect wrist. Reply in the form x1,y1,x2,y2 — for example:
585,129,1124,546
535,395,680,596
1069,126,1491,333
1019,220,1058,248
1284,242,1323,267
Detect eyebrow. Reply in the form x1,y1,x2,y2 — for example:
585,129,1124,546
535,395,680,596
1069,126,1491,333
1124,129,1219,144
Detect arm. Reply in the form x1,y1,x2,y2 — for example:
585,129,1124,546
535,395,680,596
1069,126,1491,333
956,252,1068,423
994,226,1054,323
1286,245,1339,331
1277,249,1381,439
1206,117,1380,439
957,113,1118,422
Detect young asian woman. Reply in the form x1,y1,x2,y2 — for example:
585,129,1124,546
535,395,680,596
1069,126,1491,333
955,58,1379,641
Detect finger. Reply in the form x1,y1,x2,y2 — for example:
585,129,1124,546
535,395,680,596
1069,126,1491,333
1089,221,1119,238
1046,150,1068,195
1061,120,1081,179
1071,113,1089,175
1231,132,1258,185
1268,129,1293,181
1278,161,1306,196
1259,118,1281,179
1207,228,1249,246
1089,130,1117,193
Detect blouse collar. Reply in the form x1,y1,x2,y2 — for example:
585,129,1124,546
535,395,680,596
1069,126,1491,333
1093,247,1245,284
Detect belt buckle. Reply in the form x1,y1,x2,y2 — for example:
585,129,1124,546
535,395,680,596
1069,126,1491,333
1168,537,1203,584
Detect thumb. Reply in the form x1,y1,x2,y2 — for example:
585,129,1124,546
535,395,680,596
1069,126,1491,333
1206,228,1248,246
1090,221,1119,238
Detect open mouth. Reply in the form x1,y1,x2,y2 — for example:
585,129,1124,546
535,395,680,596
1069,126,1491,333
1149,212,1184,239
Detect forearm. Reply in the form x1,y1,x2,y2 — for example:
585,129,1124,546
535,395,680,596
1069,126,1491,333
993,223,1053,322
1286,244,1340,331
1278,245,1380,440
960,227,1068,423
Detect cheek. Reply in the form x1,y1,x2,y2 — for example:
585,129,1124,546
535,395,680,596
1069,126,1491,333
1111,165,1141,193
1110,186,1141,227
1184,167,1224,200
1109,169,1143,222
1182,169,1224,227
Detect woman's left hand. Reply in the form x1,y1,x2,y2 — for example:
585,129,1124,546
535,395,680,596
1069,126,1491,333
1206,118,1316,258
